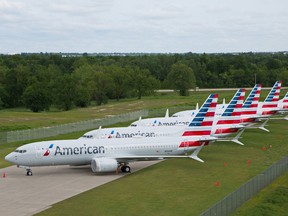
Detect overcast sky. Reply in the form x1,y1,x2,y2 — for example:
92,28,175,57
1,0,288,53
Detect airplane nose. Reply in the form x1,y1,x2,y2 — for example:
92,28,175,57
5,153,14,163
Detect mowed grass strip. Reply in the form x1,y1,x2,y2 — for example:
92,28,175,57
0,92,198,131
232,170,288,216
35,119,288,216
0,89,274,131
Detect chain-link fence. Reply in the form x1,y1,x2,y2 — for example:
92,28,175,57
200,157,288,216
0,110,148,144
0,106,195,145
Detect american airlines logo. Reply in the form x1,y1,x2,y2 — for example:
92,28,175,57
43,144,54,156
54,144,105,156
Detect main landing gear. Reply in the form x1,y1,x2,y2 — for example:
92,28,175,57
120,165,131,173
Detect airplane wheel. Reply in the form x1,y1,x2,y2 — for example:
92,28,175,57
121,166,131,173
26,170,33,176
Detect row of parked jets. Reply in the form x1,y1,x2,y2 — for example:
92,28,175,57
5,81,288,176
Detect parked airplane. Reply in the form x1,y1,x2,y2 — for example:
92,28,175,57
130,89,247,140
168,82,282,131
5,94,218,176
79,94,219,140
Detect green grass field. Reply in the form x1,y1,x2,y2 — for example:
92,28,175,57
0,90,287,216
0,90,273,131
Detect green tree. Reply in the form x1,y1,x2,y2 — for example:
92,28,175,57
109,66,133,100
91,71,114,105
4,65,31,107
166,63,196,96
22,82,52,112
74,86,91,107
51,74,77,110
132,68,159,99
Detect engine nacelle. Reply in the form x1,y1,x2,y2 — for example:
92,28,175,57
91,158,118,173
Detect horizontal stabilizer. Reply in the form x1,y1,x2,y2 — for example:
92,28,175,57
245,118,270,132
258,118,270,132
189,143,205,163
217,128,245,145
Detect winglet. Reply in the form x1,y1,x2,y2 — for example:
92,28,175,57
96,126,102,139
196,103,199,111
165,109,169,118
189,143,205,163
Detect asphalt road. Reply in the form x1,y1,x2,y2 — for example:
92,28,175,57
0,161,160,216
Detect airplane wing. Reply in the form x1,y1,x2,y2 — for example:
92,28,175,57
114,143,205,163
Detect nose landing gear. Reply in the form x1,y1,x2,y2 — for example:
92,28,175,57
26,169,33,176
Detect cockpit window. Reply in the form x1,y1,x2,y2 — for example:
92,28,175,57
82,135,93,139
130,124,137,127
14,149,27,153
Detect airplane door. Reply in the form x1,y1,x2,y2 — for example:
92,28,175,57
35,145,42,158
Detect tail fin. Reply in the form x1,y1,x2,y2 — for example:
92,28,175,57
263,81,282,104
240,84,262,124
261,81,282,116
242,84,262,115
212,89,245,136
279,92,288,110
218,88,246,122
180,94,218,160
182,93,218,137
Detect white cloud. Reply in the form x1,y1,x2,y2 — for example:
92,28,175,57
0,0,288,53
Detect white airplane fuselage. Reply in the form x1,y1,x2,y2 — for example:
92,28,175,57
80,125,187,139
5,136,204,168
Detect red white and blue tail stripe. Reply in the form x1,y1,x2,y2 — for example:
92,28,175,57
180,94,218,148
264,81,282,103
241,84,262,123
213,89,245,136
260,81,282,116
279,92,288,110
182,94,218,137
217,88,246,120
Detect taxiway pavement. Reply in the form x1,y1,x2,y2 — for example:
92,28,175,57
0,161,160,216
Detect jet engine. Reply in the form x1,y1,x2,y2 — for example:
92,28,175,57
91,158,118,173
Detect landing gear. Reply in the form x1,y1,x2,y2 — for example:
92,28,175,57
26,169,33,176
121,165,131,173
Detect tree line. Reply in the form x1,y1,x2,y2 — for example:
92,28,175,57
0,52,287,112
